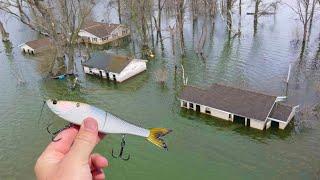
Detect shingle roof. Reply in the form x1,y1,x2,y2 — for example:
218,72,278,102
82,53,132,73
25,38,52,50
269,103,292,122
179,84,277,121
82,21,120,38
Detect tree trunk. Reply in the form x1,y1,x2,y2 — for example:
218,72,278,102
238,0,242,36
157,0,163,40
66,46,75,74
308,0,316,36
253,0,260,36
141,0,148,47
226,0,232,38
176,0,185,56
300,21,308,59
0,20,9,42
117,0,122,23
150,11,155,49
300,0,310,59
169,26,175,55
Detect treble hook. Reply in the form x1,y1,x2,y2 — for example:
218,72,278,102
112,135,130,161
47,122,72,142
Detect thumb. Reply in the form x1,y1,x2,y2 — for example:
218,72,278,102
68,118,99,162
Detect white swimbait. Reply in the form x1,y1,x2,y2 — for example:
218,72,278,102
46,99,171,149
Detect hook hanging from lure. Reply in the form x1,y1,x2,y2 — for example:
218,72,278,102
111,135,130,161
46,122,73,142
45,99,172,156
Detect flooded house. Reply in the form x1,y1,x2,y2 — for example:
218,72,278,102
82,53,147,83
78,21,130,45
179,84,299,130
20,38,53,55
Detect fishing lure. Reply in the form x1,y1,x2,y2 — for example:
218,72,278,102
46,99,172,151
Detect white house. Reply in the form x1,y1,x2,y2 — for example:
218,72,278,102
78,21,130,45
82,53,147,83
179,84,298,130
20,38,53,55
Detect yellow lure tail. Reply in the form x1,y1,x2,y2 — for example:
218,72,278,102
147,128,172,150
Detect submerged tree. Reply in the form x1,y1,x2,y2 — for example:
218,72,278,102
247,0,279,35
0,0,94,76
175,0,186,56
253,0,262,35
286,0,317,58
226,0,233,38
0,20,9,42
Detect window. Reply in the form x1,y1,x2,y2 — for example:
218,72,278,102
183,101,188,107
229,114,232,119
189,103,194,109
205,108,211,114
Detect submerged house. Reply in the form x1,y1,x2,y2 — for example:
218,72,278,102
78,21,130,45
82,53,147,83
20,38,53,55
179,84,299,130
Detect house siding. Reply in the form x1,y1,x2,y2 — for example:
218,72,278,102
249,119,265,130
279,122,287,129
83,59,146,83
180,100,232,121
180,99,268,130
79,26,130,45
21,44,35,54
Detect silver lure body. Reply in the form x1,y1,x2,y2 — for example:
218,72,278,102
46,100,150,138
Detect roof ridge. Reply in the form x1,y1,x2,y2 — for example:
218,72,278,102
211,83,277,98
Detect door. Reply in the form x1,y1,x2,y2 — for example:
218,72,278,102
113,74,117,81
99,70,103,78
233,115,246,125
106,72,109,80
247,118,251,127
189,103,194,109
271,121,279,129
196,105,200,112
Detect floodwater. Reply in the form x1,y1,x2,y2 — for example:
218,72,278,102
0,1,320,179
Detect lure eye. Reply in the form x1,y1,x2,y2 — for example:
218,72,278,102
53,100,57,104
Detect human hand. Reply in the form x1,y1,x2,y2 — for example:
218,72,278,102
35,118,108,180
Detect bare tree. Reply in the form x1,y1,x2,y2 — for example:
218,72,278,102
0,0,94,75
253,0,262,35
169,25,176,55
308,0,317,37
226,0,233,38
117,0,122,23
154,0,166,42
120,0,153,51
247,0,279,35
0,20,9,41
238,0,242,36
195,0,218,60
175,0,186,56
286,0,315,58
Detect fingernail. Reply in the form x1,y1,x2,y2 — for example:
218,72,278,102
84,118,98,132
